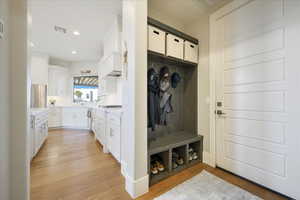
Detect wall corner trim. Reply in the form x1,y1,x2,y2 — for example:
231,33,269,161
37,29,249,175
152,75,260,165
125,173,149,199
203,151,215,167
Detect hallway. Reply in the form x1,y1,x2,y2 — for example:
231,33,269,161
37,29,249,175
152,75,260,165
31,129,289,200
30,129,132,200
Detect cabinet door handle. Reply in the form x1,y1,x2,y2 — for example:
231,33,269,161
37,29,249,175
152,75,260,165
153,30,159,35
174,39,179,42
110,128,114,137
190,45,194,48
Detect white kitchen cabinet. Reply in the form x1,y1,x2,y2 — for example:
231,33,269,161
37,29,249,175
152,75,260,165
148,25,166,55
98,53,122,79
31,54,49,85
48,65,69,96
107,112,121,162
91,108,122,162
102,16,122,59
92,109,109,152
49,107,90,130
48,107,62,128
30,110,48,159
61,107,89,129
166,33,184,59
184,40,198,63
91,108,97,133
99,15,122,80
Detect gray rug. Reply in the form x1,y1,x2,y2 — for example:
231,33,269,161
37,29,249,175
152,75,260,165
154,171,262,200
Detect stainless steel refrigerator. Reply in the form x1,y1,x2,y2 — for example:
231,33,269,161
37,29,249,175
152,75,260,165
31,84,47,108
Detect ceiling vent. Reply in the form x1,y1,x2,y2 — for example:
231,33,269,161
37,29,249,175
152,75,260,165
0,19,4,39
54,26,67,34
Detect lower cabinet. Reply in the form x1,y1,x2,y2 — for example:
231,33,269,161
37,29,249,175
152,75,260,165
62,107,89,129
30,111,49,160
107,115,121,162
93,109,107,152
91,108,122,163
48,107,62,128
48,107,90,130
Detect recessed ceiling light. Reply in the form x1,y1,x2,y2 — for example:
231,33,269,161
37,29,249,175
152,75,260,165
73,31,80,36
72,50,77,54
30,42,35,47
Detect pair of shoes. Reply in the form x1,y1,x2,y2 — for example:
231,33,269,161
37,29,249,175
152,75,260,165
189,148,198,161
151,156,165,175
172,151,184,169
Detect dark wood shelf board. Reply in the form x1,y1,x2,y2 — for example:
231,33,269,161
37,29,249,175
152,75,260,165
188,159,201,166
148,50,198,67
148,17,198,45
148,131,202,155
171,164,186,174
150,171,169,185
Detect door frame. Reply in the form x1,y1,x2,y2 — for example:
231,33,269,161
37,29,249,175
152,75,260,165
209,0,253,168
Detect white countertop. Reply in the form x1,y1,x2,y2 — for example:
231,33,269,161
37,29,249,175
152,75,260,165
48,105,123,112
30,108,49,115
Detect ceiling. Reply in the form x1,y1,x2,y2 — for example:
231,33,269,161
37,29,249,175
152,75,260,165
29,0,121,62
149,0,223,25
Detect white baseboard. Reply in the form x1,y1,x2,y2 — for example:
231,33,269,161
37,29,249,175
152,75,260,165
203,151,214,167
125,173,149,199
121,161,127,178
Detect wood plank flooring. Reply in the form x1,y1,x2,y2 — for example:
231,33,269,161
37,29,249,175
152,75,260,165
30,129,132,200
31,129,290,200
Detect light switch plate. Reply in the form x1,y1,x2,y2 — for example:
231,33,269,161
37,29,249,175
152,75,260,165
0,19,4,39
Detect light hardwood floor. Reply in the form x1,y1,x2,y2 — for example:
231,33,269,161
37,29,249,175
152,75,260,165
31,129,290,200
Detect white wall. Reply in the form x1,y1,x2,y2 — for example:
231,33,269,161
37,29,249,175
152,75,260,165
184,0,233,153
0,0,11,199
31,53,49,85
10,0,30,199
122,0,148,198
185,17,210,152
148,2,185,32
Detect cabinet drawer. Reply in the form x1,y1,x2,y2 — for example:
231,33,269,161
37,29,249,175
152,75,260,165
166,33,184,59
148,25,166,55
184,40,198,63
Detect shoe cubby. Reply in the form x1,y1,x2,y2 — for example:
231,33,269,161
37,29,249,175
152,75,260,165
171,145,187,172
149,150,170,185
188,140,202,165
148,132,203,186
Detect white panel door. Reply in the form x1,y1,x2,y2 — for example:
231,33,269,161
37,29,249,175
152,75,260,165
212,0,300,199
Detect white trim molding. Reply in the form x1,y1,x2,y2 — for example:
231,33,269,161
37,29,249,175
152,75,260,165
125,173,149,199
203,151,214,167
121,161,127,178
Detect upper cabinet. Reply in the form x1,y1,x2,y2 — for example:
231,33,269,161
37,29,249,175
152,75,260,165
102,16,122,59
48,65,69,96
147,18,199,65
98,52,122,80
31,54,49,85
99,16,122,79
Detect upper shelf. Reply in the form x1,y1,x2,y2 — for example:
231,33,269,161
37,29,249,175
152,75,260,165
148,50,198,67
148,17,198,45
